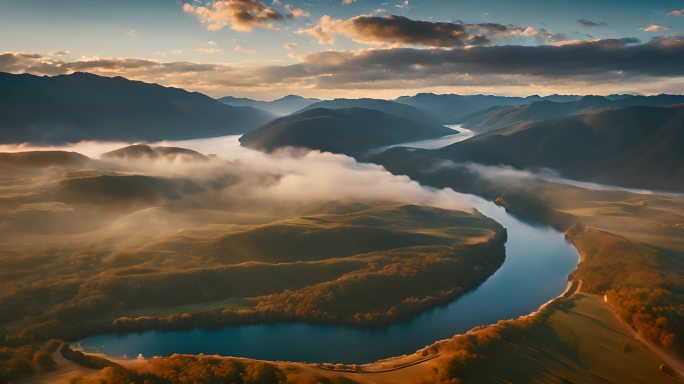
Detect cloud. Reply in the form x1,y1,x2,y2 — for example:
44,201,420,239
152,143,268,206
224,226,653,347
303,14,489,47
282,42,298,49
196,41,224,54
284,4,309,18
667,9,684,16
182,0,284,32
285,36,684,85
459,162,664,196
298,14,560,47
395,0,411,9
3,36,684,96
644,25,670,32
0,137,476,213
576,19,607,27
234,44,257,53
219,147,475,211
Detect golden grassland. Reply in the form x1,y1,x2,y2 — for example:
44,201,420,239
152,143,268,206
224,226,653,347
423,291,683,384
377,149,684,360
409,180,684,383
496,182,684,356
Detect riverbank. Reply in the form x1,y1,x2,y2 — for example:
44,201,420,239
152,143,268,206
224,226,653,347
19,182,684,383
77,193,579,364
25,280,682,384
22,198,584,382
374,146,684,361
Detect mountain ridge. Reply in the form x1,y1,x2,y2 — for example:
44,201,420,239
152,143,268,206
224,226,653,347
441,104,684,192
0,71,275,144
240,107,454,157
219,94,321,115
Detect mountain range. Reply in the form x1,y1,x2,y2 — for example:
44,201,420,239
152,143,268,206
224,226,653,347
0,72,274,144
218,95,320,115
440,104,684,192
395,93,584,124
461,94,684,133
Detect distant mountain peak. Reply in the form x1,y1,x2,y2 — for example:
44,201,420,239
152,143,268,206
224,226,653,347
276,94,307,101
581,95,609,101
218,94,320,115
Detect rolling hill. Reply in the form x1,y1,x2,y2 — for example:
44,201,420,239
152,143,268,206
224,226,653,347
101,144,209,162
0,72,275,144
0,147,506,349
240,108,454,157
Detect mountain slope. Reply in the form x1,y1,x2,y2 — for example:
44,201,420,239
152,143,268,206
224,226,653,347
395,93,583,124
462,94,684,133
299,98,444,127
218,95,320,115
442,105,684,191
0,72,275,144
240,107,454,157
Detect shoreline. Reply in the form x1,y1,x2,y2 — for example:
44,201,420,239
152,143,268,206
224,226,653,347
42,202,684,383
47,185,684,381
564,219,684,380
74,270,585,376
71,200,580,371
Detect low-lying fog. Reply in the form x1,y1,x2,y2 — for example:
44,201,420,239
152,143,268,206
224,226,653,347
0,135,479,214
460,162,683,197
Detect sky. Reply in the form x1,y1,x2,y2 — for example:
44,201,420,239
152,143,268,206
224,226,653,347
1,0,683,99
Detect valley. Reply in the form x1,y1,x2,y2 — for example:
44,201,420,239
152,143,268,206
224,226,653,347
6,125,682,382
2,5,684,379
0,142,508,382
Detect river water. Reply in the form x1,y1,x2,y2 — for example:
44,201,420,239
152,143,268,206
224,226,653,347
78,128,578,363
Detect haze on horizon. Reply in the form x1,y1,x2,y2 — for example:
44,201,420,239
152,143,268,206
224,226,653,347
1,0,684,99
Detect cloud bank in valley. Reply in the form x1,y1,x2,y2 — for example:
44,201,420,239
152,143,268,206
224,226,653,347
0,137,477,213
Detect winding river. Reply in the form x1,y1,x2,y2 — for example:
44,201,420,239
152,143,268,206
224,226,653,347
366,124,474,154
78,127,579,364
